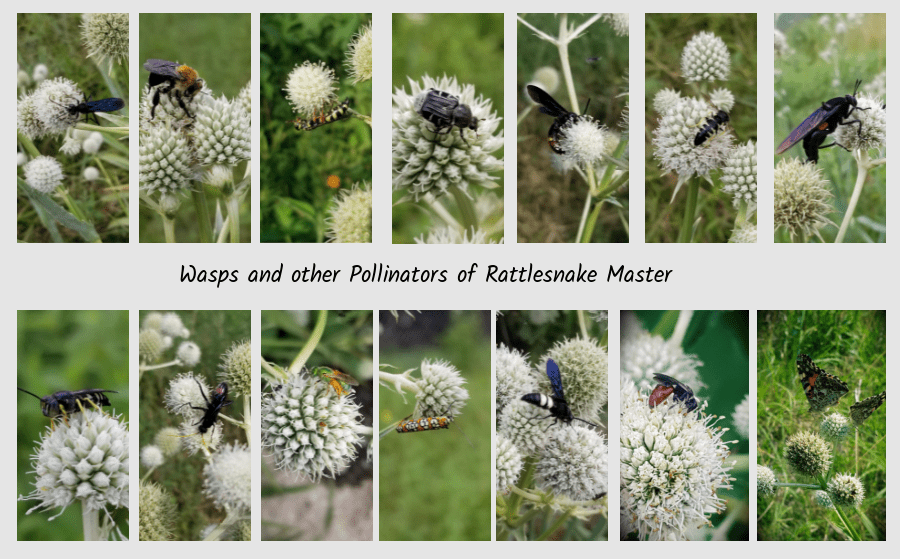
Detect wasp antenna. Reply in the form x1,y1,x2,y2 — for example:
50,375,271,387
17,387,43,400
574,417,601,429
453,421,476,450
582,98,591,115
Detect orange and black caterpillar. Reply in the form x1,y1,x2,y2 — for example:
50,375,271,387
395,415,450,433
292,99,351,131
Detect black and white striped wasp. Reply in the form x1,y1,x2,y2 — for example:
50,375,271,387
521,359,599,428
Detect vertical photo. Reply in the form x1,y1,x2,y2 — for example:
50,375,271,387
646,14,757,243
261,14,373,243
495,310,610,539
259,310,373,540
139,14,252,243
17,14,129,243
517,14,629,243
138,310,251,540
392,14,504,244
17,310,130,540
774,14,885,243
757,310,885,540
620,310,750,540
379,311,491,540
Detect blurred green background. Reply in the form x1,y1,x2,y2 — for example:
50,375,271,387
379,310,491,540
517,14,629,243
774,14,886,243
17,310,129,540
260,310,373,540
392,13,504,243
645,13,758,243
627,310,750,541
757,310,886,540
260,14,372,243
139,309,250,540
138,14,252,242
17,14,129,243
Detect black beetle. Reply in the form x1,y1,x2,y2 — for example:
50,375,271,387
414,89,478,146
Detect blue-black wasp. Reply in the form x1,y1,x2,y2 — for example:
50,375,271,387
776,80,868,163
18,386,117,424
177,379,233,437
648,373,698,412
526,84,591,155
694,110,730,146
51,95,125,125
521,359,599,428
143,59,204,119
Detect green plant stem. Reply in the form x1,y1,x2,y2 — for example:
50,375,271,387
449,185,477,233
835,150,875,243
225,194,241,242
203,508,244,541
535,509,573,541
289,309,327,375
580,198,604,242
191,188,214,243
677,178,700,243
82,503,100,540
162,214,176,243
832,502,862,541
773,482,820,489
505,458,535,525
242,397,251,442
93,157,128,219
577,310,588,339
18,131,41,158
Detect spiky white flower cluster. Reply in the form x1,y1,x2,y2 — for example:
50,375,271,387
498,398,552,455
557,116,615,167
541,337,609,423
139,481,177,541
326,182,372,243
620,381,734,541
496,434,523,493
720,140,757,214
732,393,750,439
832,95,886,153
203,443,251,513
757,465,777,496
23,155,64,193
815,489,834,509
193,94,251,166
602,13,629,36
138,125,195,194
414,359,470,419
536,425,608,501
729,223,756,244
681,31,730,82
19,409,129,520
81,13,129,66
415,227,501,244
653,96,733,178
177,341,202,367
774,157,834,242
345,22,373,84
17,77,85,139
219,339,252,397
261,371,364,481
827,473,865,508
392,75,503,200
784,431,832,478
285,61,338,117
653,88,681,114
820,413,851,443
141,445,165,468
620,324,705,394
141,312,196,364
495,344,535,412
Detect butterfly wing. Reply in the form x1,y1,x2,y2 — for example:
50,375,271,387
850,391,886,426
797,354,849,412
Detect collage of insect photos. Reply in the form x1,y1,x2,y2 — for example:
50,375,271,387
13,9,892,547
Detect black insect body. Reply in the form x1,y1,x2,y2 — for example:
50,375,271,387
776,80,869,164
292,99,351,131
526,84,592,155
694,110,730,146
649,373,698,412
415,89,479,146
51,95,125,125
143,59,204,119
521,359,599,428
17,387,117,421
179,380,233,435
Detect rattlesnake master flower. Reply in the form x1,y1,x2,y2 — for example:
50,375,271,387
17,93,46,140
757,465,777,496
653,88,681,114
495,344,534,412
392,75,503,200
284,61,338,117
139,481,177,541
498,399,551,455
33,77,85,131
261,371,364,481
602,13,629,36
774,29,791,57
180,416,223,455
239,81,252,117
414,227,501,244
219,339,252,397
23,155,65,193
832,95,886,153
827,473,865,508
732,393,750,439
345,22,372,84
721,140,758,214
820,413,851,443
33,64,49,82
143,311,164,330
653,96,733,179
139,125,195,195
815,489,834,509
620,325,705,394
496,434,524,493
729,222,757,243
160,312,189,337
141,445,165,468
414,359,470,418
784,431,832,477
556,117,615,167
326,183,372,243
19,409,129,520
165,372,210,416
681,31,730,82
528,66,561,97
203,443,251,513
139,83,208,127
139,328,165,363
154,427,182,456
541,337,609,422
774,157,834,241
81,13,129,67
536,425,608,501
620,381,734,541
193,95,252,166
177,341,202,366
710,88,735,112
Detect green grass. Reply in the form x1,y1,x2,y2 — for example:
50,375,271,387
516,14,629,243
139,310,250,540
774,14,886,243
17,310,130,540
757,310,886,540
260,13,372,243
645,13,757,243
17,14,129,243
391,14,504,243
379,311,491,540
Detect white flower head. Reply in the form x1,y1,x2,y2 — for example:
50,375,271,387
139,124,195,195
732,393,750,439
540,337,609,424
326,182,372,243
345,22,373,84
653,96,733,179
23,155,65,194
81,13,129,67
827,473,865,508
815,489,834,509
176,341,201,367
219,339,252,398
203,443,251,513
193,94,251,166
620,324,705,394
709,88,735,112
603,13,629,36
653,88,681,115
556,116,614,167
820,412,851,443
414,359,470,419
496,434,524,493
721,140,758,214
681,31,730,82
620,380,734,541
160,312,189,338
495,344,535,413
757,465,777,496
139,328,165,363
284,61,338,117
33,63,49,82
498,398,553,456
832,95,886,153
141,445,164,469
414,226,501,244
535,425,608,501
729,222,757,243
32,77,85,132
774,157,834,242
165,373,210,417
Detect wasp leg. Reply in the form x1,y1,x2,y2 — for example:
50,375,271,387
818,141,851,153
839,116,867,137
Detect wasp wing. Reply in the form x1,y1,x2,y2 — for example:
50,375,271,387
527,85,571,118
546,359,566,401
86,98,125,112
652,373,694,397
776,106,832,154
143,59,181,77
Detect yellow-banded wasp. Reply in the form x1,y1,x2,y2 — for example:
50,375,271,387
292,99,351,131
18,387,117,426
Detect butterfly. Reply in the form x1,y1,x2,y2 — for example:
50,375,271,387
797,354,849,412
850,391,886,426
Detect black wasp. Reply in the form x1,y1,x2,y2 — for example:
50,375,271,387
776,80,868,163
292,99,351,131
694,110,730,146
51,95,125,125
179,379,233,436
648,373,698,412
526,84,589,154
521,359,599,428
414,89,479,146
18,387,117,422
143,59,204,119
